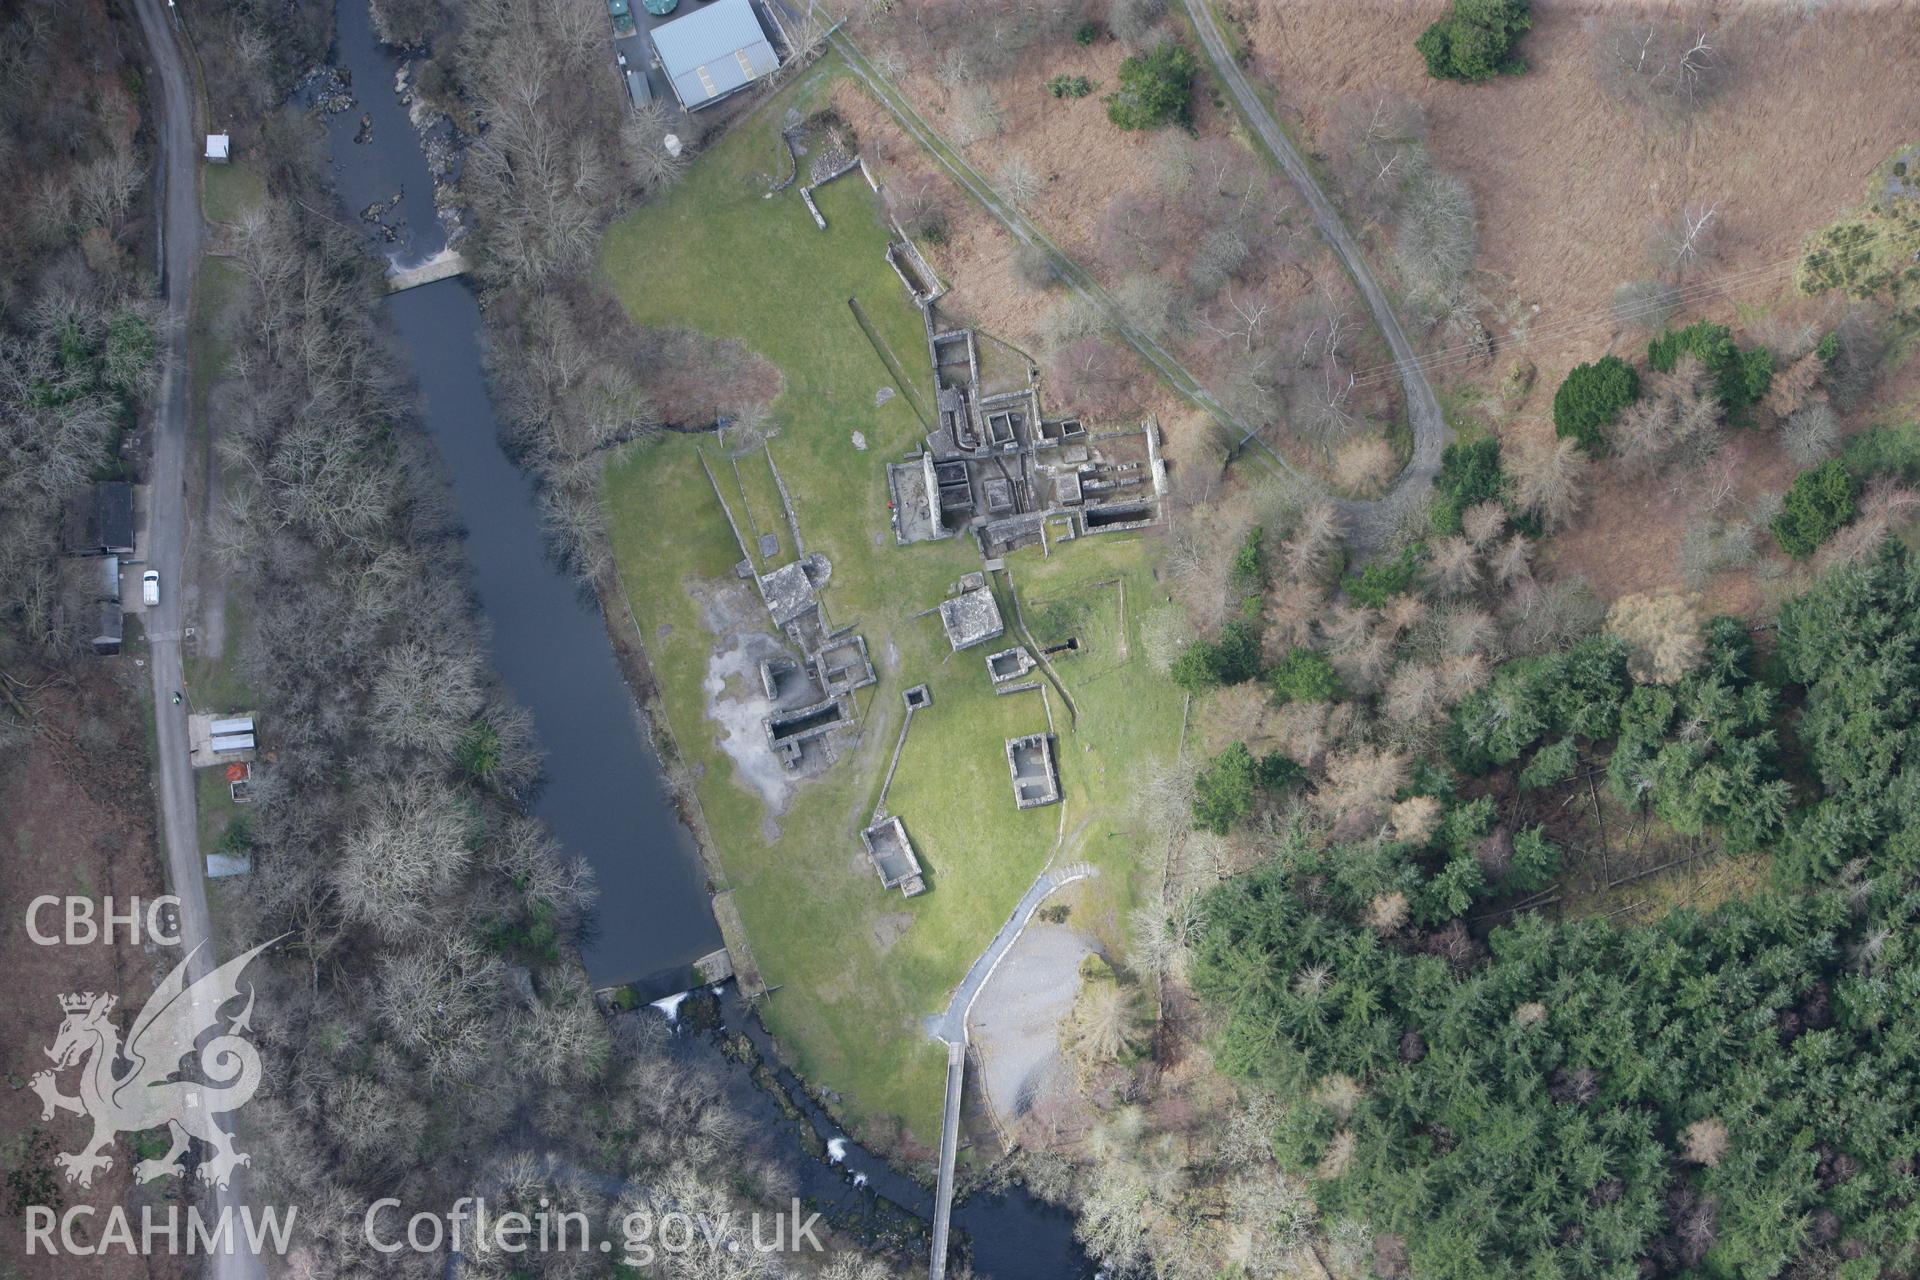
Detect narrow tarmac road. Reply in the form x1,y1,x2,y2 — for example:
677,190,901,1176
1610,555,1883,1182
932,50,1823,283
1183,0,1450,548
129,3,267,1276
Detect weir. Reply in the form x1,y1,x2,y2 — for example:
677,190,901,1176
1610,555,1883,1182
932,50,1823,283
385,246,469,292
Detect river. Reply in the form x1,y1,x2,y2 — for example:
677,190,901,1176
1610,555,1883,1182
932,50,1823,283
320,0,718,996
316,4,1091,1273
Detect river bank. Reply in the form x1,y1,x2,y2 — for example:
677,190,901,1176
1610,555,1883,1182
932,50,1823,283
319,0,719,993
315,3,1093,1272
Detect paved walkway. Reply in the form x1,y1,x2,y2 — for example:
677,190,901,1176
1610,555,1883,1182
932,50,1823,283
927,863,1090,1045
924,862,1091,1278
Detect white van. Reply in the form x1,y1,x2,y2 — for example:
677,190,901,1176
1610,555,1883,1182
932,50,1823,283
142,570,160,607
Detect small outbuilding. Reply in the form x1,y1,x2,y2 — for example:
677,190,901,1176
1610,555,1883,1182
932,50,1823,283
625,67,653,108
860,816,926,896
985,646,1035,686
98,555,122,603
91,602,123,655
205,133,230,163
759,560,817,627
62,481,134,557
938,585,1004,651
650,0,779,112
190,712,259,768
1006,733,1062,809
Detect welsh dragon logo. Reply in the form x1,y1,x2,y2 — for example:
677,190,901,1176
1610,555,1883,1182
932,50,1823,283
30,939,277,1191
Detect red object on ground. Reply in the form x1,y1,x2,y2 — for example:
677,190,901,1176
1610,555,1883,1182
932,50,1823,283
225,763,249,783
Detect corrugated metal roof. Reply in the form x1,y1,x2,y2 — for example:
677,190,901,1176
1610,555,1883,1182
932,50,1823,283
650,0,776,109
211,733,256,753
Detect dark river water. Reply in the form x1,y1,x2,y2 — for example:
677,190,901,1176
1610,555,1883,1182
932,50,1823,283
321,0,718,994
319,4,1091,1272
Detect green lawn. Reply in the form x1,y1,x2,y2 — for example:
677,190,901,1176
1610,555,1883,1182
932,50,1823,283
196,765,245,861
184,245,256,869
598,56,1182,1146
189,258,243,441
202,161,266,226
185,585,254,712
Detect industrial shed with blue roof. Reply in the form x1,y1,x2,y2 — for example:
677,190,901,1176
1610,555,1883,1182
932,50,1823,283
649,0,780,111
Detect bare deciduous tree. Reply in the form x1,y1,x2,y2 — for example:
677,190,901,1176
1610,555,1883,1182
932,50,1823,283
947,85,1004,144
868,44,907,80
998,152,1041,208
1067,967,1151,1067
934,47,974,88
719,401,780,457
623,102,689,191
1613,278,1681,333
1782,402,1840,466
1395,156,1476,296
1606,591,1705,684
1612,353,1725,473
1489,531,1533,587
1461,499,1507,548
1815,478,1920,570
1599,19,1731,117
1314,747,1410,838
333,776,477,938
1282,501,1346,583
1652,200,1720,277
1678,513,1759,588
1385,662,1446,727
1764,351,1825,418
1508,435,1590,531
1107,0,1167,46
1329,91,1427,225
371,640,484,757
1197,285,1276,355
72,143,143,232
1426,535,1481,596
1189,225,1251,299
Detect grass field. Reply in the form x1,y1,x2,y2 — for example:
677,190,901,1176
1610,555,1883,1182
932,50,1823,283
186,174,257,872
188,258,243,444
202,161,266,226
195,764,245,860
598,56,1183,1146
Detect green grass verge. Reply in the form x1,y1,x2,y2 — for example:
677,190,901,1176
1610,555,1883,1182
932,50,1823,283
598,56,1181,1143
184,250,256,867
195,765,243,860
185,587,254,711
202,162,266,226
188,257,243,445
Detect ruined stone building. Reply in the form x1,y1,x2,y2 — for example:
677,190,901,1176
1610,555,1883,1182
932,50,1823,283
882,251,1168,559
